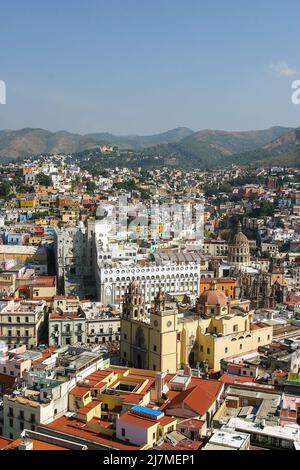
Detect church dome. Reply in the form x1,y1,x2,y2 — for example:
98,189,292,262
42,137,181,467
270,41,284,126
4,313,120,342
233,231,248,244
199,282,228,306
231,221,249,245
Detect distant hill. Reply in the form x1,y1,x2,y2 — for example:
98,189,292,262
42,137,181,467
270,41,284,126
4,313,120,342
227,128,300,168
152,126,294,168
0,127,194,161
0,125,298,169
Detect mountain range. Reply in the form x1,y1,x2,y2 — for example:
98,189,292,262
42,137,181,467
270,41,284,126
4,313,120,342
0,127,194,161
0,125,299,169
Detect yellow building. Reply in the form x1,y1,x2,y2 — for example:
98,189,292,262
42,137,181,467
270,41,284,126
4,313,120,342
19,198,37,209
28,236,43,245
120,280,273,373
0,245,47,263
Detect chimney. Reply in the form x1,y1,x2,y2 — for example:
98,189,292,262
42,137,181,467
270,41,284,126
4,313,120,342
153,372,166,401
184,364,192,377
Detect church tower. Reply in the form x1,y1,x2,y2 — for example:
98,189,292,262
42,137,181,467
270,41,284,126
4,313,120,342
228,221,250,268
122,278,146,321
120,279,147,367
149,289,178,373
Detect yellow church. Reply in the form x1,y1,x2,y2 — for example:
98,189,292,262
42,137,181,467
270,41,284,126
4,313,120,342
120,280,273,373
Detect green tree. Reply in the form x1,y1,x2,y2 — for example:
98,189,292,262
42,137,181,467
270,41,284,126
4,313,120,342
86,180,97,193
37,173,52,187
0,181,11,197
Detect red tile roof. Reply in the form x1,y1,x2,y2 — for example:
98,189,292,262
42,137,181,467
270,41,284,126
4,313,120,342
44,416,141,450
69,386,90,397
166,377,223,417
178,418,206,429
118,412,158,429
219,373,256,385
0,437,13,450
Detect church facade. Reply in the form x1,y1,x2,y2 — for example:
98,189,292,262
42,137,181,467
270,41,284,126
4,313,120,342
240,257,287,310
120,280,273,373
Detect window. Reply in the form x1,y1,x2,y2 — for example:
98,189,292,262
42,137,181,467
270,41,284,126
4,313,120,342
8,407,13,417
17,317,20,323
25,317,29,323
240,344,243,350
31,425,35,432
200,346,203,352
124,334,127,340
122,428,126,437
20,422,24,431
258,337,261,344
207,348,210,355
233,325,238,332
225,347,228,354
153,345,157,352
9,418,13,428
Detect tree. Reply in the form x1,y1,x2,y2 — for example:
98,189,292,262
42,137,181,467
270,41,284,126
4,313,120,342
86,180,97,194
37,173,52,187
0,181,11,197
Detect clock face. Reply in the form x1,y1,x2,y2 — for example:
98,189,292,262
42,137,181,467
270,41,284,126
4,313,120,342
167,321,172,327
154,320,158,327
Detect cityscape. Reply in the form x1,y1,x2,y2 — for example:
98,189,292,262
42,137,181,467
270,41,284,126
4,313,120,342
0,0,300,459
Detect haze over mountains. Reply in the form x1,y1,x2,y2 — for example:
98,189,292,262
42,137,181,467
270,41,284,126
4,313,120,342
0,127,194,161
0,125,299,169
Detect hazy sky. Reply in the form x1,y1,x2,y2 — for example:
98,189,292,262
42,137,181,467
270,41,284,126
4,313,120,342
0,0,299,134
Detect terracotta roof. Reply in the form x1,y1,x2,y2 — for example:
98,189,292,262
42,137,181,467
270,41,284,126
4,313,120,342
158,440,203,451
77,400,102,415
0,437,13,450
6,438,68,451
44,416,141,450
166,377,223,417
177,418,205,429
69,386,90,397
219,373,256,385
118,412,158,429
199,287,228,306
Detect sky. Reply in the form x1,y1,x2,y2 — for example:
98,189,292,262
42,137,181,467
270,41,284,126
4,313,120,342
0,0,299,135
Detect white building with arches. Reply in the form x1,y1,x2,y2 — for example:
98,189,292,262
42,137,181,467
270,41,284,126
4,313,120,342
95,246,201,306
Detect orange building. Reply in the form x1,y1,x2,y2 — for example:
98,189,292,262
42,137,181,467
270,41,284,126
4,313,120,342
199,278,240,301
